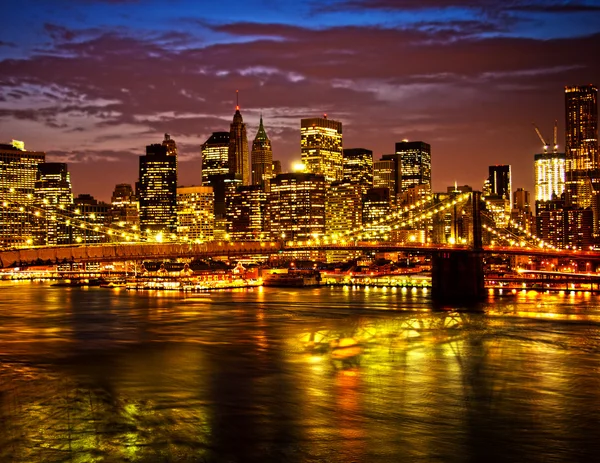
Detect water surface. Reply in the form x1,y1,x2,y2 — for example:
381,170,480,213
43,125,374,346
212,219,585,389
0,282,599,462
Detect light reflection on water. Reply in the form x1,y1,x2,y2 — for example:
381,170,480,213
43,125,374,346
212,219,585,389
0,281,599,462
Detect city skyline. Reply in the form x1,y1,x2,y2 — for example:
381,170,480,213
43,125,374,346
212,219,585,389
1,0,599,201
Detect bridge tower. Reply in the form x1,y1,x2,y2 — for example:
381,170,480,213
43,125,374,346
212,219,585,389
431,191,485,304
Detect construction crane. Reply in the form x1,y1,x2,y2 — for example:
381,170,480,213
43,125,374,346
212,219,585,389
532,123,549,153
532,121,559,154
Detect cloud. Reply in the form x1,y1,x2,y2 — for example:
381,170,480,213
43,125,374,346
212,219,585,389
332,0,600,13
1,18,599,200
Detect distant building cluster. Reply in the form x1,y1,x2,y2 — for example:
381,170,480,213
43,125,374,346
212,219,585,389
0,85,598,251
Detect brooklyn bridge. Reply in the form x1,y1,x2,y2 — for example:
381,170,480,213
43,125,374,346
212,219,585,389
2,191,600,301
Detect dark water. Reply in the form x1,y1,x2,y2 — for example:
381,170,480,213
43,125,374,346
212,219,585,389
1,282,600,462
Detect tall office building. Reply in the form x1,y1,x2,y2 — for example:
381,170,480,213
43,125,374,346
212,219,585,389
162,133,177,156
0,141,45,247
513,188,531,214
251,116,273,188
373,159,397,193
486,165,512,208
343,148,373,194
326,181,362,236
228,95,251,186
536,197,565,248
272,160,282,177
226,185,268,241
535,152,566,202
362,188,392,239
177,185,214,242
301,116,343,183
565,85,598,208
110,183,139,229
512,188,534,235
72,194,111,244
202,132,230,184
139,142,178,238
381,153,402,195
34,163,73,245
325,180,362,262
395,141,431,193
269,173,326,241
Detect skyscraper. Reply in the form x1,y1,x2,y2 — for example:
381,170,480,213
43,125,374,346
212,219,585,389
251,116,273,188
0,141,45,247
177,185,214,243
487,165,512,206
110,183,139,230
139,141,178,238
343,148,373,194
269,173,326,241
34,163,73,245
72,194,111,244
301,116,343,183
565,85,598,208
202,132,230,184
362,188,392,239
226,185,268,241
535,152,566,202
395,141,431,193
228,93,251,186
373,159,396,193
162,133,178,157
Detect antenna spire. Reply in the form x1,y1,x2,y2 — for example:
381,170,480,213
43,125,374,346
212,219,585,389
236,90,239,111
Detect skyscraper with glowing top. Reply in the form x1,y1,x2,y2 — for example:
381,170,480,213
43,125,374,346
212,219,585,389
301,115,343,183
228,92,251,186
251,116,273,188
564,85,598,208
534,152,565,202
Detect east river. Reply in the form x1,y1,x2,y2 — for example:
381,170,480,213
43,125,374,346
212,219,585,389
1,282,600,462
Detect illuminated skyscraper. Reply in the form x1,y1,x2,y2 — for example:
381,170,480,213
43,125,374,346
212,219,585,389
535,152,566,202
326,181,362,237
343,148,373,194
177,185,214,242
362,188,392,239
226,185,268,241
110,183,139,230
487,165,512,207
228,94,251,186
301,116,343,183
139,141,178,238
381,153,401,195
565,85,598,208
373,159,397,204
34,163,73,245
269,173,326,241
325,180,362,262
202,132,230,184
72,194,111,244
251,116,273,188
0,141,45,247
162,133,177,156
395,141,431,193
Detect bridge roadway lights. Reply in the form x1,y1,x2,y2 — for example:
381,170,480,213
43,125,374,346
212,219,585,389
431,250,485,303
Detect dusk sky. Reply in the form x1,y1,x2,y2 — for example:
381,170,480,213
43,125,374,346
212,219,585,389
1,0,599,201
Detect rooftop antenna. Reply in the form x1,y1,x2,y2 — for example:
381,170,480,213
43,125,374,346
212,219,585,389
236,90,239,111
